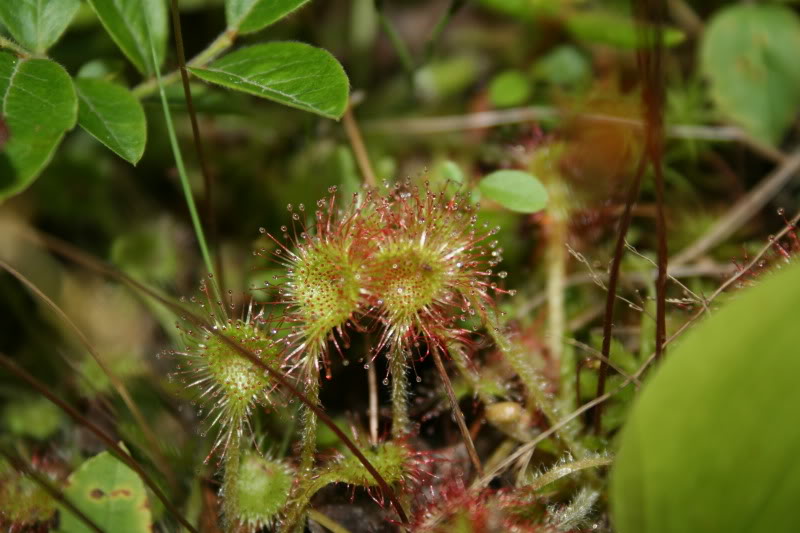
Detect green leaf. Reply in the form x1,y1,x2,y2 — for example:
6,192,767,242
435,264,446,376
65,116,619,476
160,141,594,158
0,0,80,53
234,454,292,529
565,11,685,49
85,0,167,75
75,78,146,164
189,42,349,119
57,450,153,533
440,160,464,184
0,52,77,202
700,4,800,145
611,262,800,533
2,395,62,440
488,70,531,108
226,0,310,34
479,170,548,213
532,45,590,87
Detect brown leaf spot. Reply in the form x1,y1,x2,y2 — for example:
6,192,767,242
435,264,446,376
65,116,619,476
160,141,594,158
90,488,105,499
110,488,132,498
0,116,9,150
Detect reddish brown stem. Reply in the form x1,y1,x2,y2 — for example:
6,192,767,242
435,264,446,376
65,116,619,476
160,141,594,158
591,153,646,434
0,447,106,533
21,231,409,525
0,354,198,533
169,0,223,287
431,345,483,476
593,0,667,433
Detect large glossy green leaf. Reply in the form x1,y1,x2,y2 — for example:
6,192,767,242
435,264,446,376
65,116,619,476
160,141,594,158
85,0,167,75
479,170,548,213
75,78,146,164
0,0,80,53
226,0,310,34
189,42,349,119
566,11,685,49
700,4,800,146
0,52,77,202
611,261,800,533
57,450,152,533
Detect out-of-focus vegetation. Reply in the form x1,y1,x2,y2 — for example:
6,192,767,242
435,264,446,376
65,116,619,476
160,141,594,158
2,0,800,532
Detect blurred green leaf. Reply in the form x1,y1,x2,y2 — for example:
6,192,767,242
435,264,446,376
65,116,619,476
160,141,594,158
414,55,479,102
226,0,310,34
76,59,128,81
111,218,178,282
566,11,685,49
700,4,800,145
479,170,548,213
611,261,800,533
57,450,153,533
440,160,465,184
2,395,62,440
0,0,80,53
532,45,590,87
190,42,349,119
75,78,146,164
85,0,167,75
488,70,531,108
0,52,77,202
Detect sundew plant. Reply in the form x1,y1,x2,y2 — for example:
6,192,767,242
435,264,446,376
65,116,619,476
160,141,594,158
2,0,800,532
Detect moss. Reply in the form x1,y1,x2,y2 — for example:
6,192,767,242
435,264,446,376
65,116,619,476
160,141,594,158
0,460,56,526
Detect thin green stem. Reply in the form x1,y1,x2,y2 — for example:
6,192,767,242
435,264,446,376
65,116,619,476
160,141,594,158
0,259,177,490
168,0,222,290
389,343,410,439
285,475,330,533
299,359,321,473
133,30,235,98
545,179,571,407
221,429,243,532
477,301,588,460
526,454,612,491
0,36,29,57
374,0,415,76
148,36,216,281
424,0,465,62
306,509,353,533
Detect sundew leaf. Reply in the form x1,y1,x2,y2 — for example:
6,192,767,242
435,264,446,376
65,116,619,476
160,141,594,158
479,170,548,213
85,0,167,75
565,11,685,49
611,261,800,533
57,450,153,533
0,52,77,202
700,4,800,146
0,0,80,53
189,42,349,119
75,78,146,164
226,0,310,34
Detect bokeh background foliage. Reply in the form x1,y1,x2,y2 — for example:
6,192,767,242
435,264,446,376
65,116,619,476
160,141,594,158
2,0,800,531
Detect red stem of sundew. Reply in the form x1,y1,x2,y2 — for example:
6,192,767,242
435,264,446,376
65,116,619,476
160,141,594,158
593,0,668,434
